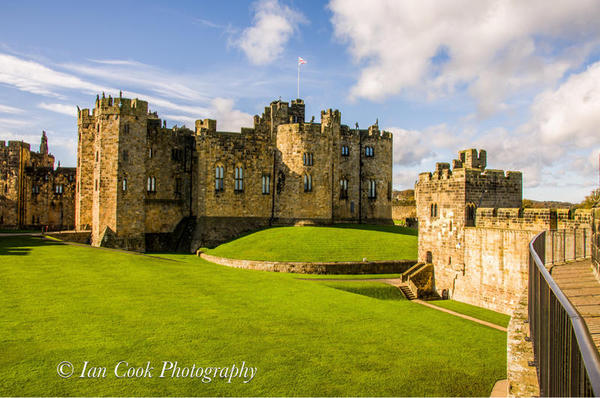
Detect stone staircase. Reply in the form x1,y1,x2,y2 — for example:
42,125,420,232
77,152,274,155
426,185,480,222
398,284,417,300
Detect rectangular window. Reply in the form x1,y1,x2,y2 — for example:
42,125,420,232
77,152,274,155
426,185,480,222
147,177,156,193
368,180,376,199
262,175,270,194
303,152,314,166
32,185,39,194
54,184,64,194
122,178,127,192
340,179,348,199
341,145,349,156
304,174,312,192
149,148,153,158
234,167,244,192
215,166,224,192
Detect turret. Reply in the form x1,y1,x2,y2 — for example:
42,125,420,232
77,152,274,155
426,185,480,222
40,131,48,155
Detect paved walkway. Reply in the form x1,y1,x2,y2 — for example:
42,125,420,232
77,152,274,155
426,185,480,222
302,277,507,332
551,259,600,349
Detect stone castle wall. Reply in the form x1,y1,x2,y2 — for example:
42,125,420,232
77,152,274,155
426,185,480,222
75,95,394,252
415,149,589,314
0,135,75,230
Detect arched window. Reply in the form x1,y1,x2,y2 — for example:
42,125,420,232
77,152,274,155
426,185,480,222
215,165,224,191
340,178,348,199
368,180,376,198
304,174,312,192
466,203,476,226
234,166,244,192
365,146,374,157
147,176,156,193
430,203,438,218
341,145,349,156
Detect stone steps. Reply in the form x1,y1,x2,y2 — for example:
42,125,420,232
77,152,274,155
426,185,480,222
398,284,417,300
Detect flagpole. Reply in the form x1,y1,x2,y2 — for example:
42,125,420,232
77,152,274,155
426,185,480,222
297,61,300,99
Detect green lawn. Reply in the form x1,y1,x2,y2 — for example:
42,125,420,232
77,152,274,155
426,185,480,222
0,236,506,396
427,300,511,328
203,224,418,262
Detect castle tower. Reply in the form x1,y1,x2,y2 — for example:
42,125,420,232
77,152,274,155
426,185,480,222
415,148,522,296
76,108,95,230
83,95,149,251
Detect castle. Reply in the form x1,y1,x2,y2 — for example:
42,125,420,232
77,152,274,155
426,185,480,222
415,149,591,314
75,94,393,252
0,132,76,230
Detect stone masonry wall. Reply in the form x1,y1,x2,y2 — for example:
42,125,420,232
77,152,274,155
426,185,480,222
1,136,75,230
77,95,394,252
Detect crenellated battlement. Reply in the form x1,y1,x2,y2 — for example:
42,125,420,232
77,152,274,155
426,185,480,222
475,207,556,231
453,148,487,170
78,93,150,118
320,108,341,125
417,151,521,186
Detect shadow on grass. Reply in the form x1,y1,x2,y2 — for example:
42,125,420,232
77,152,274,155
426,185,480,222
324,282,407,301
0,236,64,256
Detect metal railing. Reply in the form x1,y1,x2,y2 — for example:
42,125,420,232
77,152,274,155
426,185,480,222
545,228,591,266
528,231,600,396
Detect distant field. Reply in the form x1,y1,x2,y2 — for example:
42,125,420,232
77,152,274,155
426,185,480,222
0,236,506,396
427,300,511,327
203,224,417,262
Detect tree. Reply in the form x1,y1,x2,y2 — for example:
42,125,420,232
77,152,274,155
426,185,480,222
576,188,600,209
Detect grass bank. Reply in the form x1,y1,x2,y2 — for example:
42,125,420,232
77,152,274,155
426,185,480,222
0,236,505,396
203,224,417,262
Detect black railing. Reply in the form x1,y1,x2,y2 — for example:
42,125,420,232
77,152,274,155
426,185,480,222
529,231,600,396
592,210,600,278
545,228,591,266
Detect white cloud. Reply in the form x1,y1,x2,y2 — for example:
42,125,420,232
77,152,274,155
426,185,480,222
329,0,600,116
0,104,24,114
0,117,33,128
234,0,307,65
391,61,600,197
165,98,254,132
389,127,434,167
531,62,600,148
38,102,76,117
0,53,106,97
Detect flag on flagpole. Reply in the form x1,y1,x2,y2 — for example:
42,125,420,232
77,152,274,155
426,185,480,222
297,57,306,98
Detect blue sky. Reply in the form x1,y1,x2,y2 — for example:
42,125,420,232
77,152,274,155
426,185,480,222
1,0,600,202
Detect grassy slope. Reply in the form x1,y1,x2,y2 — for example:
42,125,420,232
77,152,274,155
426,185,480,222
427,300,511,328
0,237,505,396
203,224,417,262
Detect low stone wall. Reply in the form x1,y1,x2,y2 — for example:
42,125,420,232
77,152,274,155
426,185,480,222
392,205,416,220
44,230,91,244
507,290,539,397
199,252,416,274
